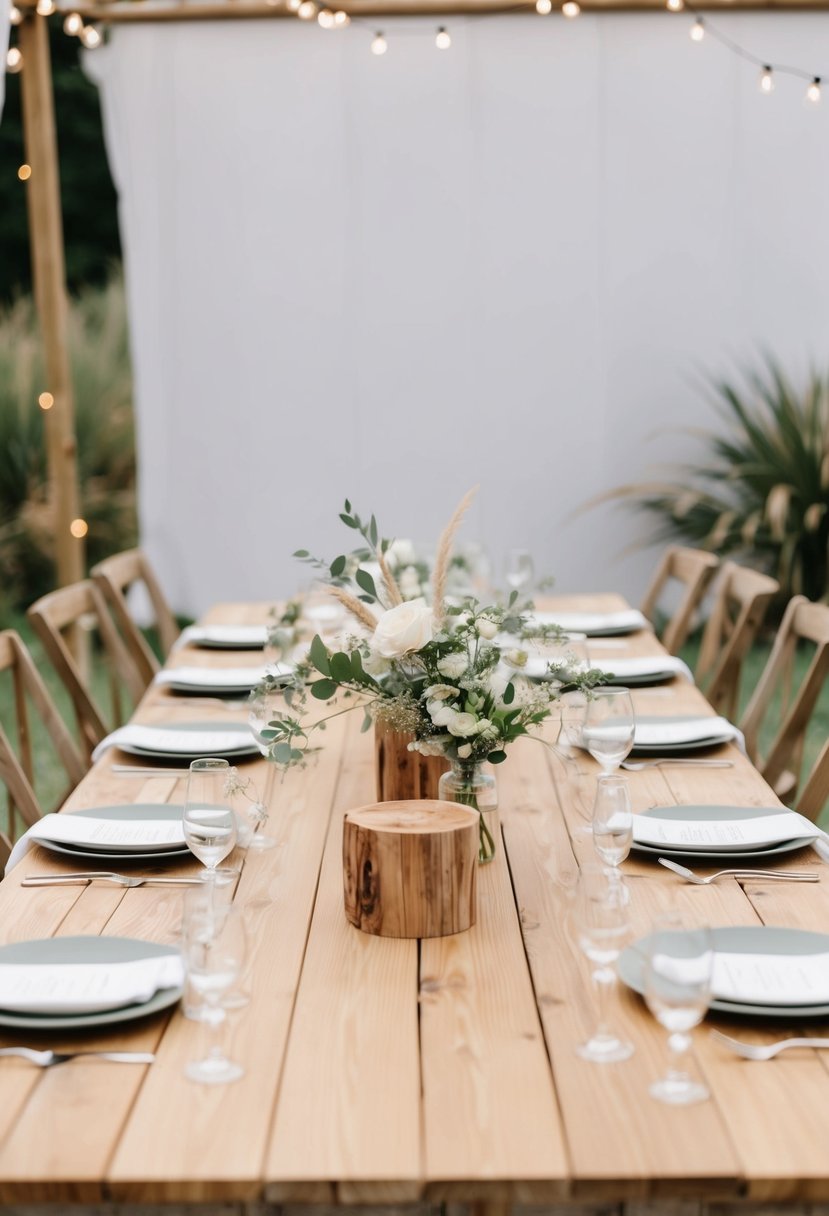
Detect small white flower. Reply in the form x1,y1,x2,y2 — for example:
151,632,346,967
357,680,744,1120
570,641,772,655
474,717,493,735
430,704,458,727
476,616,498,640
457,743,473,759
437,652,468,679
398,566,423,599
447,711,479,738
364,649,391,676
503,647,528,669
408,735,450,757
424,684,458,701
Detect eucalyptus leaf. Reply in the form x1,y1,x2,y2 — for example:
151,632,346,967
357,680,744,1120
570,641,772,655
329,651,353,683
309,635,331,676
503,682,515,705
330,555,347,578
311,678,338,700
355,568,378,599
487,750,508,764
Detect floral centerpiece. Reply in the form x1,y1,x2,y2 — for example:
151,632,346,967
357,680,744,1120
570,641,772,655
257,489,602,862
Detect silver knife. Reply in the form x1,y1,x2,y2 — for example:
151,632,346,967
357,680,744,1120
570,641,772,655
22,873,204,887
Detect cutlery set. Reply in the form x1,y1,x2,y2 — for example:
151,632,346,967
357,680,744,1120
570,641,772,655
22,872,205,888
658,857,818,885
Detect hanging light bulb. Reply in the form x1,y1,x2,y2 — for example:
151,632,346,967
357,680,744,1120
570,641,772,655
333,9,350,25
63,11,83,34
79,23,101,46
435,25,451,48
371,30,387,54
807,76,822,103
666,0,684,10
9,5,22,25
297,0,317,15
536,0,553,13
17,163,31,180
36,0,55,14
690,17,704,41
759,65,774,93
562,2,580,16
318,8,334,26
6,46,23,72
286,0,302,9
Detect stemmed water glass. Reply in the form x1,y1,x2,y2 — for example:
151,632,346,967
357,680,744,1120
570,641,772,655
555,690,593,835
643,912,713,1105
182,890,246,1085
582,688,635,775
504,549,535,596
591,775,633,869
571,863,634,1063
183,758,237,883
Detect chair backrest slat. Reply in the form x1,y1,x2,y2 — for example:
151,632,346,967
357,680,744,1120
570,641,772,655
640,545,719,656
92,549,179,685
697,562,779,719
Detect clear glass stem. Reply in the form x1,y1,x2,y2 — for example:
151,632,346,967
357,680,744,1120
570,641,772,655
592,965,615,1037
665,1030,692,1084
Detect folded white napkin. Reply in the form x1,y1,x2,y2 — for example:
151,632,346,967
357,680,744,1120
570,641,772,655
176,624,269,649
633,810,818,851
528,609,649,635
599,655,693,683
92,723,255,763
0,955,184,1014
657,950,829,1006
6,813,186,872
634,716,738,746
155,665,271,690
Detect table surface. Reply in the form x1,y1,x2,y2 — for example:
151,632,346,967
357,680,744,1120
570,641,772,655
1,593,829,1207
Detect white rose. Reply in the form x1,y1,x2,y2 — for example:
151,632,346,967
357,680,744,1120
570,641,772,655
503,648,528,669
476,616,498,640
447,712,479,738
437,652,468,679
430,704,457,727
371,597,434,658
457,743,473,759
387,538,417,568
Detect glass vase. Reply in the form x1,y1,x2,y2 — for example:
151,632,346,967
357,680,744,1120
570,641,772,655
438,760,499,864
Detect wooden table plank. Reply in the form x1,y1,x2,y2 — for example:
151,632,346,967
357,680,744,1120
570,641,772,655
264,717,422,1205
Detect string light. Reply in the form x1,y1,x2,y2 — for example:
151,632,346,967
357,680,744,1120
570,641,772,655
666,0,683,11
79,24,102,46
317,8,335,27
535,0,552,14
690,17,704,41
759,65,774,93
70,518,89,540
17,164,31,180
435,25,451,49
63,11,83,34
6,46,23,72
371,30,387,54
297,1,317,17
286,0,302,9
562,2,580,17
333,10,349,25
38,392,54,410
9,5,22,25
807,76,822,103
35,0,55,14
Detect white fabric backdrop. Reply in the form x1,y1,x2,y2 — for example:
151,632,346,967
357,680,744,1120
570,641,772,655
86,13,829,616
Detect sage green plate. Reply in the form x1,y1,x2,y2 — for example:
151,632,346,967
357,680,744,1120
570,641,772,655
619,925,829,1019
631,716,735,755
0,936,183,1030
118,722,259,761
632,804,817,864
35,805,190,864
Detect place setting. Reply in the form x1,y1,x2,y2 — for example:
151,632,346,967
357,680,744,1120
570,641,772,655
93,721,262,766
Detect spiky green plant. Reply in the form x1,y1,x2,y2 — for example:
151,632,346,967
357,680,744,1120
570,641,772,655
0,272,136,619
606,361,829,602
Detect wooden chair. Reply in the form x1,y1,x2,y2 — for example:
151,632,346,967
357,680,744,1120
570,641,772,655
696,562,780,719
27,580,147,763
640,546,719,655
91,549,179,687
0,630,85,837
739,596,829,804
795,736,829,823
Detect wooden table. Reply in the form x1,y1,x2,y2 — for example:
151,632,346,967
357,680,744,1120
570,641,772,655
2,594,829,1211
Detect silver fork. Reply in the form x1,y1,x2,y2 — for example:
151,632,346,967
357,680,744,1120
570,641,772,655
658,857,818,884
711,1029,829,1060
110,766,191,777
622,759,734,771
0,1046,154,1067
22,873,204,888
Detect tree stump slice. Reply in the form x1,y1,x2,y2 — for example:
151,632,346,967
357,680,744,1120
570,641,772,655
343,799,478,938
374,722,448,803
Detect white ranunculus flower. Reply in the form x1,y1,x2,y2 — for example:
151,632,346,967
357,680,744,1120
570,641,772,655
371,597,434,658
447,711,479,738
408,735,450,757
436,652,468,679
475,616,498,640
457,743,473,759
474,717,493,735
503,648,528,669
430,704,457,727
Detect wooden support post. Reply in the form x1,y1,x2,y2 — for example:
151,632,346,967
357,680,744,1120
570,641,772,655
18,11,85,594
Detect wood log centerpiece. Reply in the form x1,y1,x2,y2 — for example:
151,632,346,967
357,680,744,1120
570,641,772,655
343,799,478,938
374,721,448,802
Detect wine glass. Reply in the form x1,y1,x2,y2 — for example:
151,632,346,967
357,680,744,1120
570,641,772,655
182,892,246,1085
504,549,535,596
582,688,635,775
183,758,238,883
592,775,633,868
570,863,634,1063
643,912,713,1105
556,690,593,835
